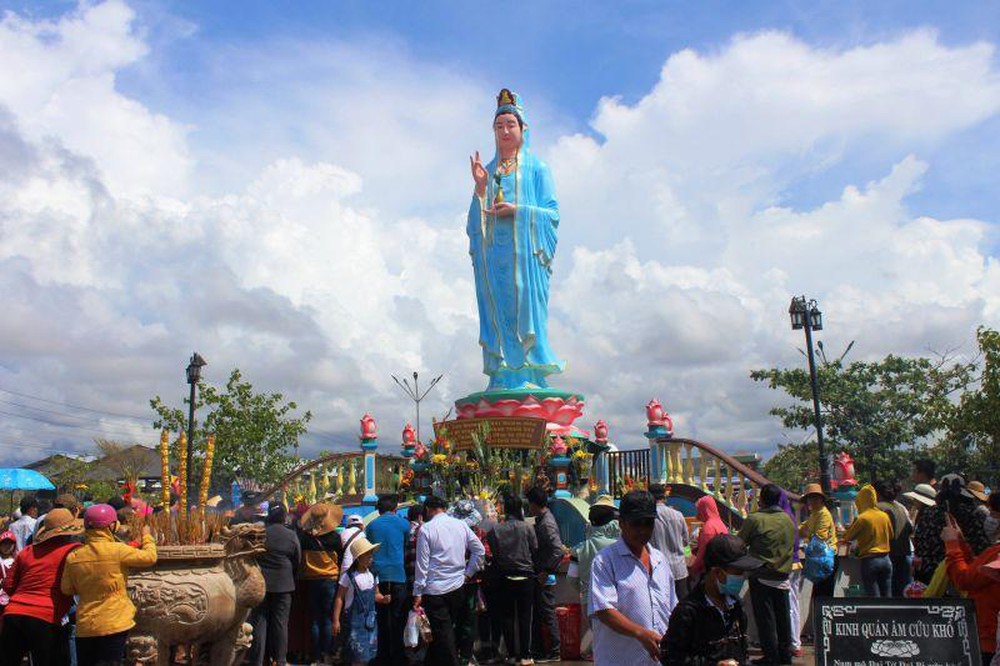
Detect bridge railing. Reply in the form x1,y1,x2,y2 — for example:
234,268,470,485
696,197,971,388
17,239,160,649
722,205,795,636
656,437,798,515
606,449,651,498
258,452,366,503
606,438,796,517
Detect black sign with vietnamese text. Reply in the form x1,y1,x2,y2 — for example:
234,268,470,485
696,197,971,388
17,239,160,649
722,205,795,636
814,598,981,666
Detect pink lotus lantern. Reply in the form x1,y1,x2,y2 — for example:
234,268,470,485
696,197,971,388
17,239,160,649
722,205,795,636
402,423,417,448
594,419,609,444
832,451,857,488
646,399,666,426
645,399,674,436
360,413,378,440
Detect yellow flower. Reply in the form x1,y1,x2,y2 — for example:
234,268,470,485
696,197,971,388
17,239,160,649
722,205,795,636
431,454,448,465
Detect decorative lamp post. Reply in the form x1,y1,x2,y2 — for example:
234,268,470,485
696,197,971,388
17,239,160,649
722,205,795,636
789,296,831,495
360,413,379,505
549,436,572,499
185,352,207,505
644,399,673,484
391,371,443,445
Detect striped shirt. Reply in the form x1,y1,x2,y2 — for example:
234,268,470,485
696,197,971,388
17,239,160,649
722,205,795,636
589,537,676,666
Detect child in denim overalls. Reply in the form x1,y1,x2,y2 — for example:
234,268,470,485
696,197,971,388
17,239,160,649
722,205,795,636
333,536,390,665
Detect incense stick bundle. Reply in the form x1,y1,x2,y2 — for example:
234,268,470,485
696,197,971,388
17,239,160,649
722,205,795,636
159,430,170,508
178,431,188,527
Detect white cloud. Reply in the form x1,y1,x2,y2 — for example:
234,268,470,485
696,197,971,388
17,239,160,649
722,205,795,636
0,5,999,465
0,0,191,198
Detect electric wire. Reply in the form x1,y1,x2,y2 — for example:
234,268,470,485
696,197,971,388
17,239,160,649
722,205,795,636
0,407,151,439
0,387,150,421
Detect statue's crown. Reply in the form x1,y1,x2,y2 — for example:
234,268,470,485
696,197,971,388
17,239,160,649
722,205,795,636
496,88,524,118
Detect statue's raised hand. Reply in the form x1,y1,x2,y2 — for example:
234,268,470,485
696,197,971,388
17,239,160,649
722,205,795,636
470,150,488,195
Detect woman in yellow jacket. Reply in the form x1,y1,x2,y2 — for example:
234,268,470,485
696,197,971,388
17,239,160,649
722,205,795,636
60,503,157,666
799,483,838,597
842,484,894,597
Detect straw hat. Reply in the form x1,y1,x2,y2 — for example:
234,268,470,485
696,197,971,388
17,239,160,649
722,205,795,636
349,535,380,562
801,483,826,500
34,508,84,544
966,481,989,503
302,502,344,537
902,483,937,507
592,495,616,509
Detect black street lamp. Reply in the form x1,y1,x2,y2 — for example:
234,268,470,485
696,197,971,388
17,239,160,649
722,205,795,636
391,371,443,444
185,352,207,503
789,296,831,495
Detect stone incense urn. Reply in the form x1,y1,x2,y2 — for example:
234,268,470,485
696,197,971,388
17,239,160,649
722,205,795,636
126,523,267,666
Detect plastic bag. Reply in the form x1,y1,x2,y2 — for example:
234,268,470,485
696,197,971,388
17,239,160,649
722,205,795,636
404,609,422,649
803,536,835,583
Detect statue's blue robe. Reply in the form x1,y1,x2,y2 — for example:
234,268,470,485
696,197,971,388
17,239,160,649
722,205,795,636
467,151,565,390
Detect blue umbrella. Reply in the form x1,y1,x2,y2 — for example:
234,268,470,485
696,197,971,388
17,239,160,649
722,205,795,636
0,468,55,491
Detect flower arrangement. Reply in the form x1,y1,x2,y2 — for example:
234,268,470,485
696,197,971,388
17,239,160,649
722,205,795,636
399,467,415,490
571,447,594,481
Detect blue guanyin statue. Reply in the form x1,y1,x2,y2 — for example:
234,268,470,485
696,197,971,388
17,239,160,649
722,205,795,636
467,88,565,390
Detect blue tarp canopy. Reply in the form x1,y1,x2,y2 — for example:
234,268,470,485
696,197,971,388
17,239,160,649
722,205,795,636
0,468,55,491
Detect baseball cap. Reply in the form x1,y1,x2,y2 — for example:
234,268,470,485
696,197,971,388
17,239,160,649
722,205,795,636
704,534,764,572
346,513,365,528
619,490,657,521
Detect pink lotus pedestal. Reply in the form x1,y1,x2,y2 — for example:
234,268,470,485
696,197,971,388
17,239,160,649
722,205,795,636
454,388,588,438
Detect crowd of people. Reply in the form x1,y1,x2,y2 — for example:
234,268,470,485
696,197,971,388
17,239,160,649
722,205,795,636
577,460,999,666
0,456,995,666
0,494,157,666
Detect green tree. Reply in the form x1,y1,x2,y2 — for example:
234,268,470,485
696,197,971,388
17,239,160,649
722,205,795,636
761,440,821,493
150,368,312,489
751,344,973,484
942,326,1000,485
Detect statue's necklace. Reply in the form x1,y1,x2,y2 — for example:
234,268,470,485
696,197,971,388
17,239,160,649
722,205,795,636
498,156,517,173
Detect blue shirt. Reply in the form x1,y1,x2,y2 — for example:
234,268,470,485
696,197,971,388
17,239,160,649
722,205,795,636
588,538,677,666
366,512,410,583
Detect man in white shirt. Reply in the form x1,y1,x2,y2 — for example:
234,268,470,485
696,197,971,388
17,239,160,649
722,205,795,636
412,495,485,666
590,490,677,666
10,496,39,552
649,483,691,600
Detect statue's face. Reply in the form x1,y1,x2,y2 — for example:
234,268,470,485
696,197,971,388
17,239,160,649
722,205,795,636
494,113,523,152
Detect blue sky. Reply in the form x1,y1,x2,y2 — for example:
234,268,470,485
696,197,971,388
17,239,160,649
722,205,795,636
122,0,1000,221
0,0,999,464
